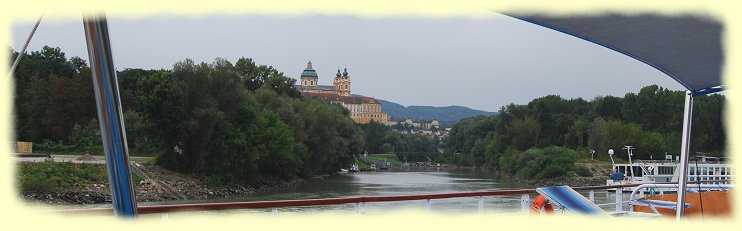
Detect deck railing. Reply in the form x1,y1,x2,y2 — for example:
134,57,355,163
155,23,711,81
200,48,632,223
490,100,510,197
59,180,729,216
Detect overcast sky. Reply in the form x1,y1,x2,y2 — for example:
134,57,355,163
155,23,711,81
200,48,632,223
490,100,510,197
10,13,686,112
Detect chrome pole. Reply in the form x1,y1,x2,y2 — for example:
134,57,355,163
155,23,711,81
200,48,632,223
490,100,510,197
9,14,43,77
675,91,694,220
83,14,138,217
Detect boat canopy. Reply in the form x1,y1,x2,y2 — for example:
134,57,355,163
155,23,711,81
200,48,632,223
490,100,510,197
507,13,725,220
506,13,724,95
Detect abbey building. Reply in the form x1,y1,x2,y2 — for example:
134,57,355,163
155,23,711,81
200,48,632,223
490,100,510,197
296,61,389,123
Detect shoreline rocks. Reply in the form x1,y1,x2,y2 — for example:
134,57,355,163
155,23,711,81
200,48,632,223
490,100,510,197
20,163,608,205
20,164,307,205
510,175,606,188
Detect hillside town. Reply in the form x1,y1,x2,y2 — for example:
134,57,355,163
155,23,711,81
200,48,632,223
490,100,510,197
294,61,449,139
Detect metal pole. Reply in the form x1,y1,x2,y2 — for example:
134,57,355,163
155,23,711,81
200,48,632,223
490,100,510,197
624,146,635,179
615,188,622,212
520,194,530,213
676,91,694,220
83,15,138,217
9,14,43,77
589,190,594,202
478,196,484,214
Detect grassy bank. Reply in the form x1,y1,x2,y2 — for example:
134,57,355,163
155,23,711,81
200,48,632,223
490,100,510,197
17,162,141,192
365,154,402,165
18,161,306,204
355,153,403,168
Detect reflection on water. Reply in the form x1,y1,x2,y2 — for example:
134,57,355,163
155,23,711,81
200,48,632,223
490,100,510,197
137,168,623,215
247,169,526,200
162,168,539,214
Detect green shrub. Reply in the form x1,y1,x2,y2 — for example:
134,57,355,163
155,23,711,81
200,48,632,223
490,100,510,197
17,162,110,192
19,173,54,191
502,146,579,179
203,175,223,186
535,165,567,179
576,165,594,177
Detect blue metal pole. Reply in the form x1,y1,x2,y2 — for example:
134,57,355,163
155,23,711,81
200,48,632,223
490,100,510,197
83,15,138,217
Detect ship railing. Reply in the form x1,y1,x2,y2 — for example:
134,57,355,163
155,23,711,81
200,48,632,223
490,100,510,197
57,180,729,217
629,183,732,202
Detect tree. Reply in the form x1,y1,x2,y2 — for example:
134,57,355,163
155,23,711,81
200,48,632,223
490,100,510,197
565,118,589,148
588,117,608,155
42,70,96,143
12,46,83,142
592,96,623,120
18,74,51,142
235,57,282,91
358,121,389,154
508,116,540,150
605,120,643,156
261,74,301,98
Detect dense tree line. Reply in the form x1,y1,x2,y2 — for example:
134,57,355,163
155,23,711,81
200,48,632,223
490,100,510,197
11,46,97,147
357,121,439,154
443,86,726,176
11,46,436,184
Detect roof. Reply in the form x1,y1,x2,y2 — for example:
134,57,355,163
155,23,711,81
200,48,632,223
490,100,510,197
301,68,318,78
297,85,336,91
508,13,723,94
302,92,380,104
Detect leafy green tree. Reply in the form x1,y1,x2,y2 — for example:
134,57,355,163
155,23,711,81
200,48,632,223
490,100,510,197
261,74,301,98
605,120,643,152
592,96,623,120
588,117,608,155
12,46,86,142
358,121,390,154
18,74,51,142
508,116,540,150
42,70,97,143
565,118,589,148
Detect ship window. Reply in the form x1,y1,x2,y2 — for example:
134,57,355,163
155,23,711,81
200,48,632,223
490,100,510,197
658,166,673,175
633,166,642,177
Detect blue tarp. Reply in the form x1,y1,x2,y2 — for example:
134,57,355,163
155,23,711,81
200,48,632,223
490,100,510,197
507,13,724,94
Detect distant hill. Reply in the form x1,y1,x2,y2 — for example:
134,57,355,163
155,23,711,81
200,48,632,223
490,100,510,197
378,99,497,126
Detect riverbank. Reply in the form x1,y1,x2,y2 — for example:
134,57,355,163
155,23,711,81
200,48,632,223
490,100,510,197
433,161,610,188
504,161,611,187
18,159,610,205
19,162,306,205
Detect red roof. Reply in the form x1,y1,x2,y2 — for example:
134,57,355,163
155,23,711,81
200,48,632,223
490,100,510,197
302,92,380,104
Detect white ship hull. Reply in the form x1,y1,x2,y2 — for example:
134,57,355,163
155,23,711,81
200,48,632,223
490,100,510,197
606,157,732,192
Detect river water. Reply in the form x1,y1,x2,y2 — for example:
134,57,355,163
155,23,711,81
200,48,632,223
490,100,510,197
144,168,621,215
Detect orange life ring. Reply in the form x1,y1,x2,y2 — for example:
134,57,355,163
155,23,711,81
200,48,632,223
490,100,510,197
530,195,554,214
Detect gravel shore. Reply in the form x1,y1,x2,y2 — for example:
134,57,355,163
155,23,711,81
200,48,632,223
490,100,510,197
19,161,609,205
20,163,305,205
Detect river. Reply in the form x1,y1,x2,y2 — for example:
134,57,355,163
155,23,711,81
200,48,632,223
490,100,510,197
142,168,620,215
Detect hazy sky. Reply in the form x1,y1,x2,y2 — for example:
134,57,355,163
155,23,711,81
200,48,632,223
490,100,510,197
10,13,686,112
